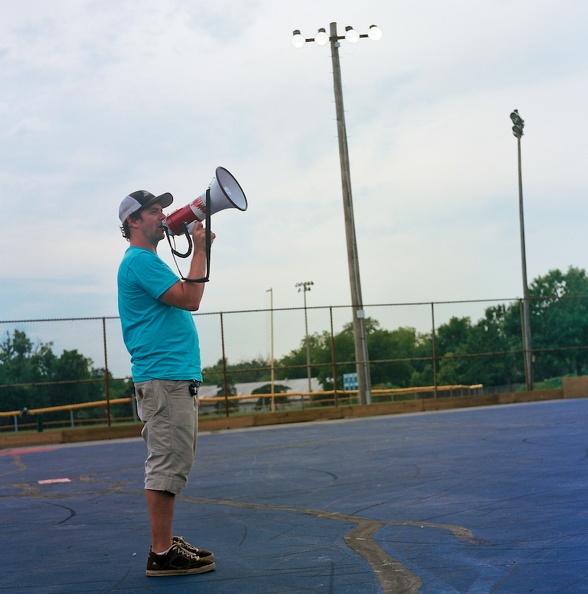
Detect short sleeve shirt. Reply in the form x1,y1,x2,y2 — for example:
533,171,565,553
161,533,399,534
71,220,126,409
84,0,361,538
117,246,201,382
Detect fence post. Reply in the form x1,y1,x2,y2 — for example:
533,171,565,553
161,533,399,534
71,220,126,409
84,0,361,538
431,303,438,399
220,312,230,417
330,307,339,407
102,318,111,427
13,415,18,433
518,299,531,389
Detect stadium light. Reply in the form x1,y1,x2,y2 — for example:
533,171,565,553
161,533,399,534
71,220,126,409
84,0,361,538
296,281,314,394
291,23,381,405
510,109,533,392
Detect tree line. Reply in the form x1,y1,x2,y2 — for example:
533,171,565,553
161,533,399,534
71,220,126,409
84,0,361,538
1,267,588,421
0,329,132,426
203,267,588,393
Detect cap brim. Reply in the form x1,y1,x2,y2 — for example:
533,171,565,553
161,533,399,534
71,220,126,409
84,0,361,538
142,192,174,210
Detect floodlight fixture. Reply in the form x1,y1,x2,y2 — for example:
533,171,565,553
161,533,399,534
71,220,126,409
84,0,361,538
291,29,305,48
315,27,329,46
345,26,360,43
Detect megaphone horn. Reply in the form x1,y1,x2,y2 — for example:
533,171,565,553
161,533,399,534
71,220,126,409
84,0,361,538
164,166,248,236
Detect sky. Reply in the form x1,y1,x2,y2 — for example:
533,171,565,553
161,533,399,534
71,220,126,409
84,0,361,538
1,0,587,335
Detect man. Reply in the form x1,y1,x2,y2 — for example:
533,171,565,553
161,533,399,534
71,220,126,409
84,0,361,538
117,189,216,577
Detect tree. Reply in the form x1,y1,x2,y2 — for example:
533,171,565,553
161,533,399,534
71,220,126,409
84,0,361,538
434,316,473,384
202,357,270,387
367,326,420,388
460,306,520,386
44,349,102,407
430,267,588,388
276,318,428,392
436,317,472,357
214,381,239,414
529,267,588,378
0,330,41,413
252,383,290,410
0,330,103,421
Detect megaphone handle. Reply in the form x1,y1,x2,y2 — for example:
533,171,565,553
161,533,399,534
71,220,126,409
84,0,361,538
183,188,211,283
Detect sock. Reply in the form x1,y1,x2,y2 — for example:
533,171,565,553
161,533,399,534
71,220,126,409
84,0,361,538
154,546,172,556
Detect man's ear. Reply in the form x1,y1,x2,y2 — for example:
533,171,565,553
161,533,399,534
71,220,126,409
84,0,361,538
128,213,143,228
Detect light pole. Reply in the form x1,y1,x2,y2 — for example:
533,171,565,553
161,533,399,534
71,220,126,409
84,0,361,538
292,23,381,405
266,288,275,409
296,281,314,393
510,109,533,392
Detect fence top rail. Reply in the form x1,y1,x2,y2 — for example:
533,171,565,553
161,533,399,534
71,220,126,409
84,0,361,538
3,294,588,324
197,298,521,316
0,296,551,325
2,294,588,325
0,316,120,324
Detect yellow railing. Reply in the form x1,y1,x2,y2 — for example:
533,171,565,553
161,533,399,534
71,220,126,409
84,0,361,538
0,398,132,418
0,385,484,430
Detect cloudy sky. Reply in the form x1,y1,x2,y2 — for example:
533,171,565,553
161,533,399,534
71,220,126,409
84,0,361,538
2,0,587,333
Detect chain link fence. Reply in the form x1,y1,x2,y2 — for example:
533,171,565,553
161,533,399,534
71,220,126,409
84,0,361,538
2,295,587,432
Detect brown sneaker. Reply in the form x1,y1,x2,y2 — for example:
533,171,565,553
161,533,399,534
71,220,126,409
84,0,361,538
146,542,216,577
173,535,214,560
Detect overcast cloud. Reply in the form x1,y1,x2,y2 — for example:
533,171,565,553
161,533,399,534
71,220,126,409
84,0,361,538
1,0,587,335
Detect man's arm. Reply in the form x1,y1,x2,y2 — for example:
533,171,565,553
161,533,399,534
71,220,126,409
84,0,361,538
159,222,215,311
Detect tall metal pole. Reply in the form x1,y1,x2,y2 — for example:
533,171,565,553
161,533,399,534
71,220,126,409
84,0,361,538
431,303,438,399
296,281,314,393
511,109,533,391
329,22,372,405
291,23,380,405
266,288,275,409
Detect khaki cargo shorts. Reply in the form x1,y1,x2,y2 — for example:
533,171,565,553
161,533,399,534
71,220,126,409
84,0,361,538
134,379,199,496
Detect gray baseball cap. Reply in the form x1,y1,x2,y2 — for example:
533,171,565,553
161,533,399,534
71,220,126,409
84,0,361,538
119,190,173,224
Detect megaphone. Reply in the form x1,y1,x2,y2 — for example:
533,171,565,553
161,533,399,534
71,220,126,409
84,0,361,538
164,166,248,236
163,166,248,283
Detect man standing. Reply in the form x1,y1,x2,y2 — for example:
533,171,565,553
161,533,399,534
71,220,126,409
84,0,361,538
117,189,216,577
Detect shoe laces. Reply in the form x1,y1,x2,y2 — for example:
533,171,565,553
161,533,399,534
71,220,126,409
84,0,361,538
172,542,203,561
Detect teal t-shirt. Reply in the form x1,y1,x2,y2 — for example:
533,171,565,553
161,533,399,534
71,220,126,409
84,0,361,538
117,246,202,382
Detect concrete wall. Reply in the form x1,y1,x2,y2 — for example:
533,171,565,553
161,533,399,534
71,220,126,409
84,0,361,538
562,376,588,399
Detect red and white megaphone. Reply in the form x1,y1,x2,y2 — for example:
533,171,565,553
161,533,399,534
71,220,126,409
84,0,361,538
163,166,248,282
164,166,248,236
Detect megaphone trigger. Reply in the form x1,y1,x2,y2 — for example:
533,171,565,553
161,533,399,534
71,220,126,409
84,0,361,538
184,220,197,235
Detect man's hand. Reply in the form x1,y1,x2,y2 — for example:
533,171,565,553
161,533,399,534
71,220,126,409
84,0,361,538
191,221,216,255
159,222,216,311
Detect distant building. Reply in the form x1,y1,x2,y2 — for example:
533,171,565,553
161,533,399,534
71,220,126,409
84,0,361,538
199,378,321,399
199,378,322,412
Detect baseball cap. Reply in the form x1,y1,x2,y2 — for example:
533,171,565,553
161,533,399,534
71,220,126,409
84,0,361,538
119,190,174,224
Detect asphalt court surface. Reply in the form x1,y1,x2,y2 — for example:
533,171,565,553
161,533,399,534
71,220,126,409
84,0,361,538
1,398,587,593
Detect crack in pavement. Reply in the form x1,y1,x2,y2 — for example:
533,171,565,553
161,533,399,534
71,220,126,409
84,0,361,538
4,470,481,593
181,496,483,594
